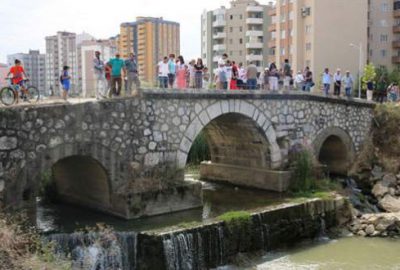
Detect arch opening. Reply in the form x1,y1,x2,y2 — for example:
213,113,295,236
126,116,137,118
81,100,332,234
50,155,111,211
318,135,349,175
186,113,290,192
187,113,271,168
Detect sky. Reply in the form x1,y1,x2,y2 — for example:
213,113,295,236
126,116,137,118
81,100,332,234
0,0,237,63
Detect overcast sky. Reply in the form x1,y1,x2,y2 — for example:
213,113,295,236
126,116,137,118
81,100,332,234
0,0,243,63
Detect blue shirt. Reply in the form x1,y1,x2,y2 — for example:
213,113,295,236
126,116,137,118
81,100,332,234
108,58,125,77
168,59,176,74
322,73,331,84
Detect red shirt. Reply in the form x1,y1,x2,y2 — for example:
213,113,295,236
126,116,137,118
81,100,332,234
9,66,25,84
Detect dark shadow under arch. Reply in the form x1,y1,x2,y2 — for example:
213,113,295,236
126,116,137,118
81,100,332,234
194,113,272,168
52,155,111,211
313,127,355,176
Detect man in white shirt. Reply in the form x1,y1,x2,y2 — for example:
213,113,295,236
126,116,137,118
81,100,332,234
322,68,332,96
294,71,304,91
238,63,247,89
333,68,342,96
157,57,169,89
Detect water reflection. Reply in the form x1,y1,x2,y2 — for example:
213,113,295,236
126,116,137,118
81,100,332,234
37,175,286,233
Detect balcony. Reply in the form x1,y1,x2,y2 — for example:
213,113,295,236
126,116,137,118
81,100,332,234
394,9,400,17
213,20,226,27
213,55,222,62
268,40,276,48
213,9,226,16
213,44,226,51
268,9,277,16
213,32,227,39
393,40,400,48
246,54,263,61
246,6,264,12
246,42,263,49
246,30,264,36
393,56,400,64
268,24,276,32
246,18,264,25
393,25,400,33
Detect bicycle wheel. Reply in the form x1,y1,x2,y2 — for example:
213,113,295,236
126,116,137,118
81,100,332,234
0,87,16,106
26,86,40,103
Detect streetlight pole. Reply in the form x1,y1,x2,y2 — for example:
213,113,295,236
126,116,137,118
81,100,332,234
350,43,363,98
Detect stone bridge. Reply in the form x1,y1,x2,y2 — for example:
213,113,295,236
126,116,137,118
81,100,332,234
0,90,374,219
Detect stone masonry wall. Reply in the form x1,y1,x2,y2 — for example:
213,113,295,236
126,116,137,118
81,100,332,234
0,90,374,215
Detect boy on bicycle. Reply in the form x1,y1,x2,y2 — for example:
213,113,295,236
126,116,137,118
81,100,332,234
7,59,28,103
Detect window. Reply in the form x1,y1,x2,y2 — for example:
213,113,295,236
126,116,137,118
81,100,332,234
239,26,243,32
239,38,243,44
381,49,387,57
380,19,388,27
230,15,233,20
306,42,312,51
305,25,312,34
381,3,389,12
380,34,388,42
240,14,243,20
281,30,286,38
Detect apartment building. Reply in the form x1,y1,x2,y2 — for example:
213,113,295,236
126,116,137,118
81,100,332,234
202,0,273,74
7,50,46,93
78,39,117,98
45,32,78,94
0,63,8,87
118,17,180,84
368,0,400,70
269,0,368,80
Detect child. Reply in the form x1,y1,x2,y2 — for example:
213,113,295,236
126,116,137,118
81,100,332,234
7,59,28,103
60,66,71,100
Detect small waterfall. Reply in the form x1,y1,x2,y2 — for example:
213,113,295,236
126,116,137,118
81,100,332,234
318,216,329,240
46,231,137,270
163,225,225,270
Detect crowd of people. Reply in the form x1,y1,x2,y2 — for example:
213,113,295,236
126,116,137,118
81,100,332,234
5,51,400,104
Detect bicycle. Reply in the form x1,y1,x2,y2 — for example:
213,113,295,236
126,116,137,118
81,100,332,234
0,79,40,106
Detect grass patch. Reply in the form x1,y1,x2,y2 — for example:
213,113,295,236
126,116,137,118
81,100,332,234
175,221,202,229
217,211,252,232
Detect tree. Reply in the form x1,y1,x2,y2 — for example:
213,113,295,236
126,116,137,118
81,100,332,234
361,63,377,91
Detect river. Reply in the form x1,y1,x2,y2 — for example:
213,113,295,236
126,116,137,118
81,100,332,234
220,237,400,270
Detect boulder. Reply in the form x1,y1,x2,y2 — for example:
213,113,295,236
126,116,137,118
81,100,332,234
365,224,375,235
372,182,389,198
382,174,397,187
371,166,384,180
379,195,400,213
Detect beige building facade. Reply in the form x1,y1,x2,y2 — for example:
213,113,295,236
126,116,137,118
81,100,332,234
270,0,368,81
202,0,273,74
118,17,180,84
368,0,400,70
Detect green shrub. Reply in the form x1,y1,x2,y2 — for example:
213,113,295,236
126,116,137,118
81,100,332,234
291,148,316,192
187,131,210,165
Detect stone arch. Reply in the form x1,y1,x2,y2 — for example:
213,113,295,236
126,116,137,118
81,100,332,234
313,127,355,175
6,142,125,213
176,100,282,169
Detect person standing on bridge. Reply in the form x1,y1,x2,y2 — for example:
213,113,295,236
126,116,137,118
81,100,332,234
342,71,354,98
157,57,169,89
167,54,177,89
93,51,105,99
60,66,71,101
176,56,187,90
322,68,332,96
333,69,342,96
108,53,126,97
125,53,140,96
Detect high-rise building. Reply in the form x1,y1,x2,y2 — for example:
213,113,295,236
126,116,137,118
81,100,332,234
118,17,180,84
269,0,368,81
78,39,117,98
45,32,78,94
0,63,8,88
202,0,273,74
368,0,400,70
7,50,46,94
